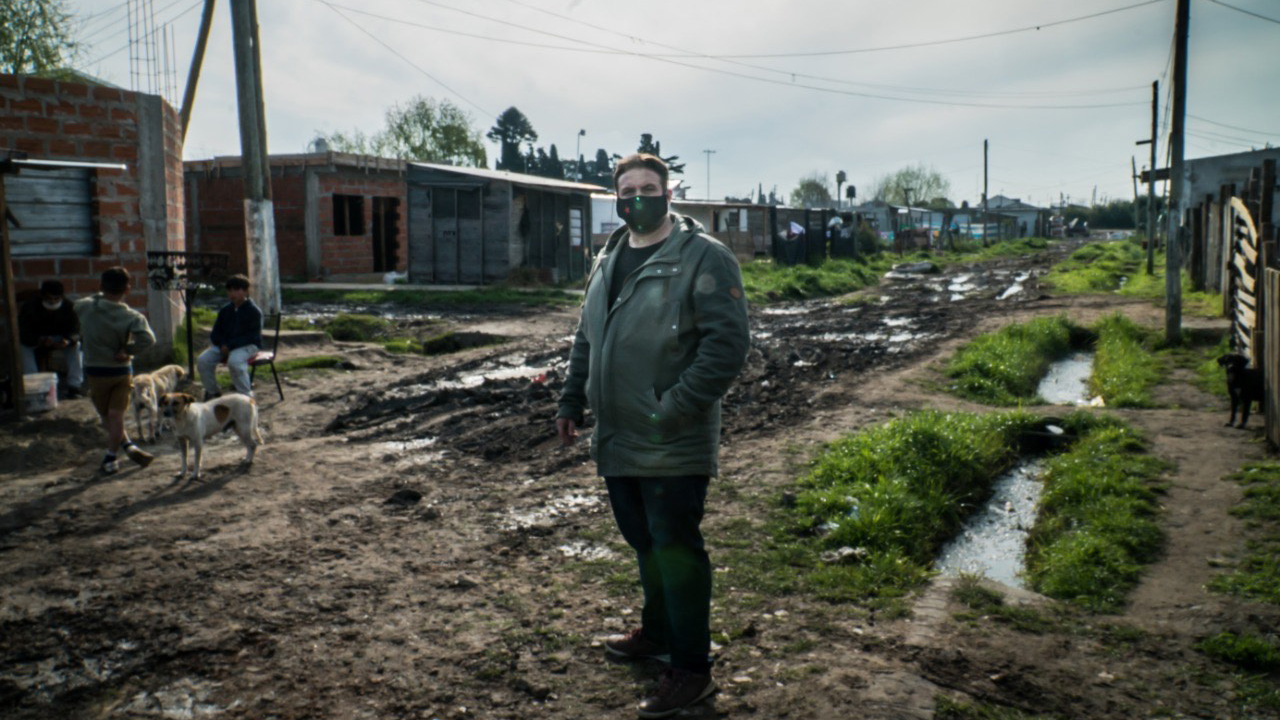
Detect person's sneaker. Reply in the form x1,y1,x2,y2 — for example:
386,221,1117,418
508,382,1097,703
637,668,716,719
123,444,154,468
100,457,120,476
605,628,670,662
64,386,83,399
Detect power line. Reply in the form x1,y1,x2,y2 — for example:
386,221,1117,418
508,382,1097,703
1206,0,1280,24
491,0,1149,99
526,0,1172,59
326,0,1147,102
317,0,492,119
1189,114,1278,137
356,0,1146,111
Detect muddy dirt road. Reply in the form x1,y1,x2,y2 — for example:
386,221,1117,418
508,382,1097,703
2,246,1275,719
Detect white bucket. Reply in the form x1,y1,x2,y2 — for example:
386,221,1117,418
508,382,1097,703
23,372,58,413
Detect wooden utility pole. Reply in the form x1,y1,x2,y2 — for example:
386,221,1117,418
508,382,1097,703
229,0,280,315
179,0,217,140
1166,0,1189,345
1131,156,1140,230
1147,80,1158,273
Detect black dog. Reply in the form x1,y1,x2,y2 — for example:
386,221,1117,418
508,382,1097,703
1218,353,1265,428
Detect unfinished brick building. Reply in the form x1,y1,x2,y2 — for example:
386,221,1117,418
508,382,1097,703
1,72,185,377
184,153,408,282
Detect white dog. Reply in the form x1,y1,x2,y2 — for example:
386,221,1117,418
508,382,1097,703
132,364,187,443
160,392,263,481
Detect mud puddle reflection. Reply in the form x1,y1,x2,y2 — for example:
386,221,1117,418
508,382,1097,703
1037,352,1095,405
936,459,1045,588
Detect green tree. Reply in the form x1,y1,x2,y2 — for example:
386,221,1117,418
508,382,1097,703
627,133,685,175
790,172,833,208
870,164,951,206
318,96,486,167
581,148,614,187
1,0,77,74
486,106,537,171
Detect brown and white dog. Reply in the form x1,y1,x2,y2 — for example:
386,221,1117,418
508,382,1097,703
160,392,264,480
132,364,188,443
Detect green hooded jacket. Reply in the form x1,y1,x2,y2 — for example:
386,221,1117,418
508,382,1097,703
74,294,155,372
558,213,750,477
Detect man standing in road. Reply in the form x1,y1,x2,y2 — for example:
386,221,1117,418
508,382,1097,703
75,267,156,475
557,153,750,718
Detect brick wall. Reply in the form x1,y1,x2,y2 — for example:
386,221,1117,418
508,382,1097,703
1,73,184,359
186,160,408,281
318,173,408,276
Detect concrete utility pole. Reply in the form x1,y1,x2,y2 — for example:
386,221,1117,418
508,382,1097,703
179,0,217,141
703,149,716,201
1166,0,1189,345
229,0,280,315
982,139,989,245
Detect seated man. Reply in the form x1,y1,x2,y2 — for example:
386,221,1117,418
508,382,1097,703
197,274,263,399
19,280,84,398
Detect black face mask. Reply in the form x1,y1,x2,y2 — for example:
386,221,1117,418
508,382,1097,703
616,194,669,235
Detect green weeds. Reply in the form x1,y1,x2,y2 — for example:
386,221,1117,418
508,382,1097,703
1024,420,1168,612
740,257,888,304
1090,314,1163,407
944,316,1076,404
1209,462,1280,605
1045,241,1221,317
1196,631,1280,673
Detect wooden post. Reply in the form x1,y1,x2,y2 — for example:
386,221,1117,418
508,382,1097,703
1190,201,1204,291
1222,183,1235,318
0,175,24,415
1147,80,1158,274
1165,0,1189,345
179,0,217,141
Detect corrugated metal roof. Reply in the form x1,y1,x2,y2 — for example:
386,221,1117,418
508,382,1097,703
409,162,607,193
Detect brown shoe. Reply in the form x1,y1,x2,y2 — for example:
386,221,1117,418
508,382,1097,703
124,444,154,468
637,668,715,719
605,628,670,662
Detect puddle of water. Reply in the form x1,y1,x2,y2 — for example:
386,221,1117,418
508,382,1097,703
759,306,809,316
997,271,1032,300
505,491,603,530
1037,352,1094,405
377,437,438,453
947,274,974,293
936,460,1045,588
558,541,616,561
883,316,913,328
398,362,552,396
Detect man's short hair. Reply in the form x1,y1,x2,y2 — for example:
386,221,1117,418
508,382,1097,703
101,267,130,295
40,280,65,297
226,274,251,291
613,153,669,191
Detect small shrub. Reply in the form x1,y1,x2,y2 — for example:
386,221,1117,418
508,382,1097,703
325,313,390,341
1196,631,1280,672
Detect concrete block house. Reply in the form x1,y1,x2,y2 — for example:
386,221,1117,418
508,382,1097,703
184,152,408,282
1,73,185,400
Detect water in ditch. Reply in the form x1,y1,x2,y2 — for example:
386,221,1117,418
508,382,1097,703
1037,352,1095,405
935,459,1046,588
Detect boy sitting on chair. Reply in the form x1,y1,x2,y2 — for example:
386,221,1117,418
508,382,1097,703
198,274,263,399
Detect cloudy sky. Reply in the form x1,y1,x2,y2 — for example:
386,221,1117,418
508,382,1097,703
66,0,1279,209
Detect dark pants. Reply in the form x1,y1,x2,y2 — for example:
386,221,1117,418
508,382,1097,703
604,475,712,674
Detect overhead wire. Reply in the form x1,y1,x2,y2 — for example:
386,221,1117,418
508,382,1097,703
490,0,1151,99
316,0,492,119
1189,114,1278,137
1206,0,1280,24
345,0,1146,110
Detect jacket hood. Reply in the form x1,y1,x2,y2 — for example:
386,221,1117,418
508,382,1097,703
603,213,706,257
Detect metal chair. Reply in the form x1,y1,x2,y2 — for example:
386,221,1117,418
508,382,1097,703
249,314,284,401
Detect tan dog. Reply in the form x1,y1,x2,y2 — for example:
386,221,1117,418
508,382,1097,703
132,364,188,443
160,392,263,480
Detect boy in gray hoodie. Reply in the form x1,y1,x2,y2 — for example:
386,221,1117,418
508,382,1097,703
74,267,157,475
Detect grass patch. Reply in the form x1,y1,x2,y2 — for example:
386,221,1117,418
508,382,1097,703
1045,241,1221,317
740,257,889,304
940,236,1053,262
324,313,392,341
1209,462,1280,605
950,575,1057,634
1090,313,1163,407
1196,631,1280,673
276,355,347,372
944,316,1078,405
1024,420,1168,612
282,286,578,308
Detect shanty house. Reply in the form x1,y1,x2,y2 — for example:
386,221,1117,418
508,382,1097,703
406,164,604,285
